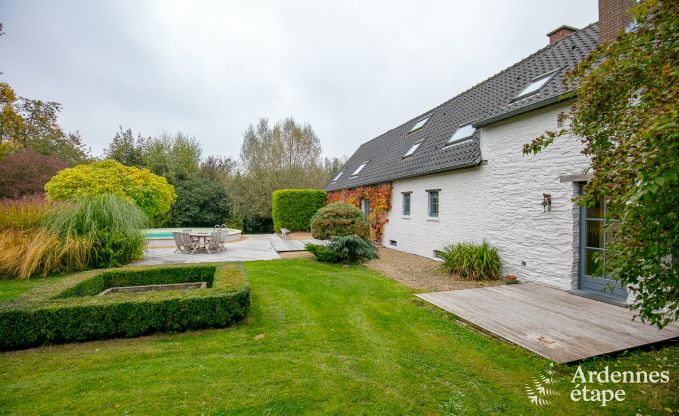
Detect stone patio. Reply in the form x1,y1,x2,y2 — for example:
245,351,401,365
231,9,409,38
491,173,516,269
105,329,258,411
134,234,281,266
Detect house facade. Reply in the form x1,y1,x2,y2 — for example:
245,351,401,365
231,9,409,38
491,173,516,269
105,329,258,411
326,0,635,303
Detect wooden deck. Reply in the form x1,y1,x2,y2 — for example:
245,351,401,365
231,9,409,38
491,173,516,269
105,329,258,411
417,283,679,363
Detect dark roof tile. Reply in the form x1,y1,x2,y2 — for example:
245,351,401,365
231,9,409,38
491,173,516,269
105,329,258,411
326,23,599,191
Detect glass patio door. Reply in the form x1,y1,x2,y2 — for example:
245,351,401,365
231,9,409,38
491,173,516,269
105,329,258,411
579,187,627,300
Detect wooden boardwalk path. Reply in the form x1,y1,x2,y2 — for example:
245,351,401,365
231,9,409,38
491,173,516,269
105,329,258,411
418,283,679,363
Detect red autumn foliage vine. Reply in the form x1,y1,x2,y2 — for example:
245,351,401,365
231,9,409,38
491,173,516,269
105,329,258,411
326,183,392,243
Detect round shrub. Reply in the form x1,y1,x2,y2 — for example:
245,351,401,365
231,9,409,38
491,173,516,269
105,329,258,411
310,202,370,240
45,160,176,225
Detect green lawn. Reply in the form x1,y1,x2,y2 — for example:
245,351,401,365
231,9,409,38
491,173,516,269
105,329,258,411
0,259,677,415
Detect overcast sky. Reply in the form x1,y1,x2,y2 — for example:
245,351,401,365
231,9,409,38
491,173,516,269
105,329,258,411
1,0,597,160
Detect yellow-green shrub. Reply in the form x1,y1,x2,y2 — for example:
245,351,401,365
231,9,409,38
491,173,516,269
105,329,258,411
45,160,176,224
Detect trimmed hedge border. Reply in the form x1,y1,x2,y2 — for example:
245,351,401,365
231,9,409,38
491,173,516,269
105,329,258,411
272,189,327,232
0,263,249,350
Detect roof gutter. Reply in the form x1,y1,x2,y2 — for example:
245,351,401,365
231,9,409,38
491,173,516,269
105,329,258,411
473,93,575,128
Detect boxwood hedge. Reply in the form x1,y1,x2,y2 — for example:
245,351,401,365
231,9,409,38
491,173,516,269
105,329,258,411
0,263,249,350
272,189,327,232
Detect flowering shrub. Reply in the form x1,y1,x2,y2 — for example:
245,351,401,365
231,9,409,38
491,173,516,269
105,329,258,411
326,183,392,243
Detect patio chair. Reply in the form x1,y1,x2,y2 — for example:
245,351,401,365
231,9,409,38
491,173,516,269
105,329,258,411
181,232,200,254
218,229,228,250
172,232,187,253
205,231,221,254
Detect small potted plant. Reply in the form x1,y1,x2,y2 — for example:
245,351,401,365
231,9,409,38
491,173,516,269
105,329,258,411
503,274,518,285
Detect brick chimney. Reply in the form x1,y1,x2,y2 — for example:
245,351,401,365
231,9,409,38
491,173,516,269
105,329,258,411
598,0,636,43
546,25,578,44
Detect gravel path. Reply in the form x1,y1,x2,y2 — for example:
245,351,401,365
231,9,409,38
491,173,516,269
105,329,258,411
366,247,503,292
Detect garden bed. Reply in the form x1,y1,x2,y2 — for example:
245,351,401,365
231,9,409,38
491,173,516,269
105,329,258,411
0,263,249,350
366,247,503,292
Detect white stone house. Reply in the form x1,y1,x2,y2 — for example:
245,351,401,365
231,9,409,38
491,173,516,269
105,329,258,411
325,0,636,304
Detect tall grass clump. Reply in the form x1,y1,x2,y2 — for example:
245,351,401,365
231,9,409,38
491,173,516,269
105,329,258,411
0,194,149,279
437,241,502,280
44,194,149,268
0,229,92,279
0,195,60,230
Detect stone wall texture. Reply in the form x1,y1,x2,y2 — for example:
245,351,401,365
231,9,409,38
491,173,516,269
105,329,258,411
382,104,591,290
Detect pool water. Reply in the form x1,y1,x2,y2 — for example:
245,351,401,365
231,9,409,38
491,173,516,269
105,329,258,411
142,228,233,239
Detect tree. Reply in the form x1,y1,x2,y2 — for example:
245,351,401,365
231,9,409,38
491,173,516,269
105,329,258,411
200,155,236,184
524,0,678,328
14,98,89,164
169,176,230,227
0,83,25,150
45,160,176,225
0,82,89,164
233,117,330,220
142,131,202,183
0,149,68,198
104,126,148,167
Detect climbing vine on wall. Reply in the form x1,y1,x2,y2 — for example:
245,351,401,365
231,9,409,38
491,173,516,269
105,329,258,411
326,183,392,244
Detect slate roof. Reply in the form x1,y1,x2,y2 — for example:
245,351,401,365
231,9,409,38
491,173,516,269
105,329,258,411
326,23,599,192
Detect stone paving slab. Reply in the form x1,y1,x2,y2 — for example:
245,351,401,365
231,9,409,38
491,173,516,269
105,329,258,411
134,235,280,266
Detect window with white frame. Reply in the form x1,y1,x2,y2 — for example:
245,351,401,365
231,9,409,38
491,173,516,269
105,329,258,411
428,190,439,217
446,124,476,145
402,192,411,216
361,198,371,217
352,161,368,176
332,171,344,182
403,140,423,158
515,70,558,99
409,115,431,133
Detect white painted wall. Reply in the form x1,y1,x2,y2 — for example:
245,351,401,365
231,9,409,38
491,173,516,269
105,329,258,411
382,103,591,290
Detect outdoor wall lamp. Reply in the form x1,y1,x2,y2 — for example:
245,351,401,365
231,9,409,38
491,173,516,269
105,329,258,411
542,193,552,212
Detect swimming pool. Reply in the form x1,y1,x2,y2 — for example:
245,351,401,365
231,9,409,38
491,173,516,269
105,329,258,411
143,228,218,239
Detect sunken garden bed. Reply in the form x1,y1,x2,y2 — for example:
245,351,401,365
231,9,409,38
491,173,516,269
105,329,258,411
0,263,250,350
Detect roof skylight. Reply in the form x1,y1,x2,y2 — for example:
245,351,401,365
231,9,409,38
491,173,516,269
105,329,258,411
409,115,431,132
447,124,475,144
515,71,556,99
403,140,424,158
332,171,344,182
352,161,368,176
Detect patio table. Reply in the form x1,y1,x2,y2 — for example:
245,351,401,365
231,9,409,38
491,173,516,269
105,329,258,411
189,233,211,251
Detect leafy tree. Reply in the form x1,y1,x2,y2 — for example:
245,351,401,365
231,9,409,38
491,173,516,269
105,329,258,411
0,82,25,151
142,132,202,183
0,82,88,164
232,117,330,219
0,149,68,198
169,176,230,227
45,160,176,225
200,155,236,184
524,0,678,328
104,126,148,167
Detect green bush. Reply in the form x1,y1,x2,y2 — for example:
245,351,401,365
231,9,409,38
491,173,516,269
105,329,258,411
272,189,327,232
306,235,377,264
44,160,176,225
305,243,338,263
169,176,229,227
437,241,502,280
310,202,370,240
43,194,149,268
0,263,249,350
